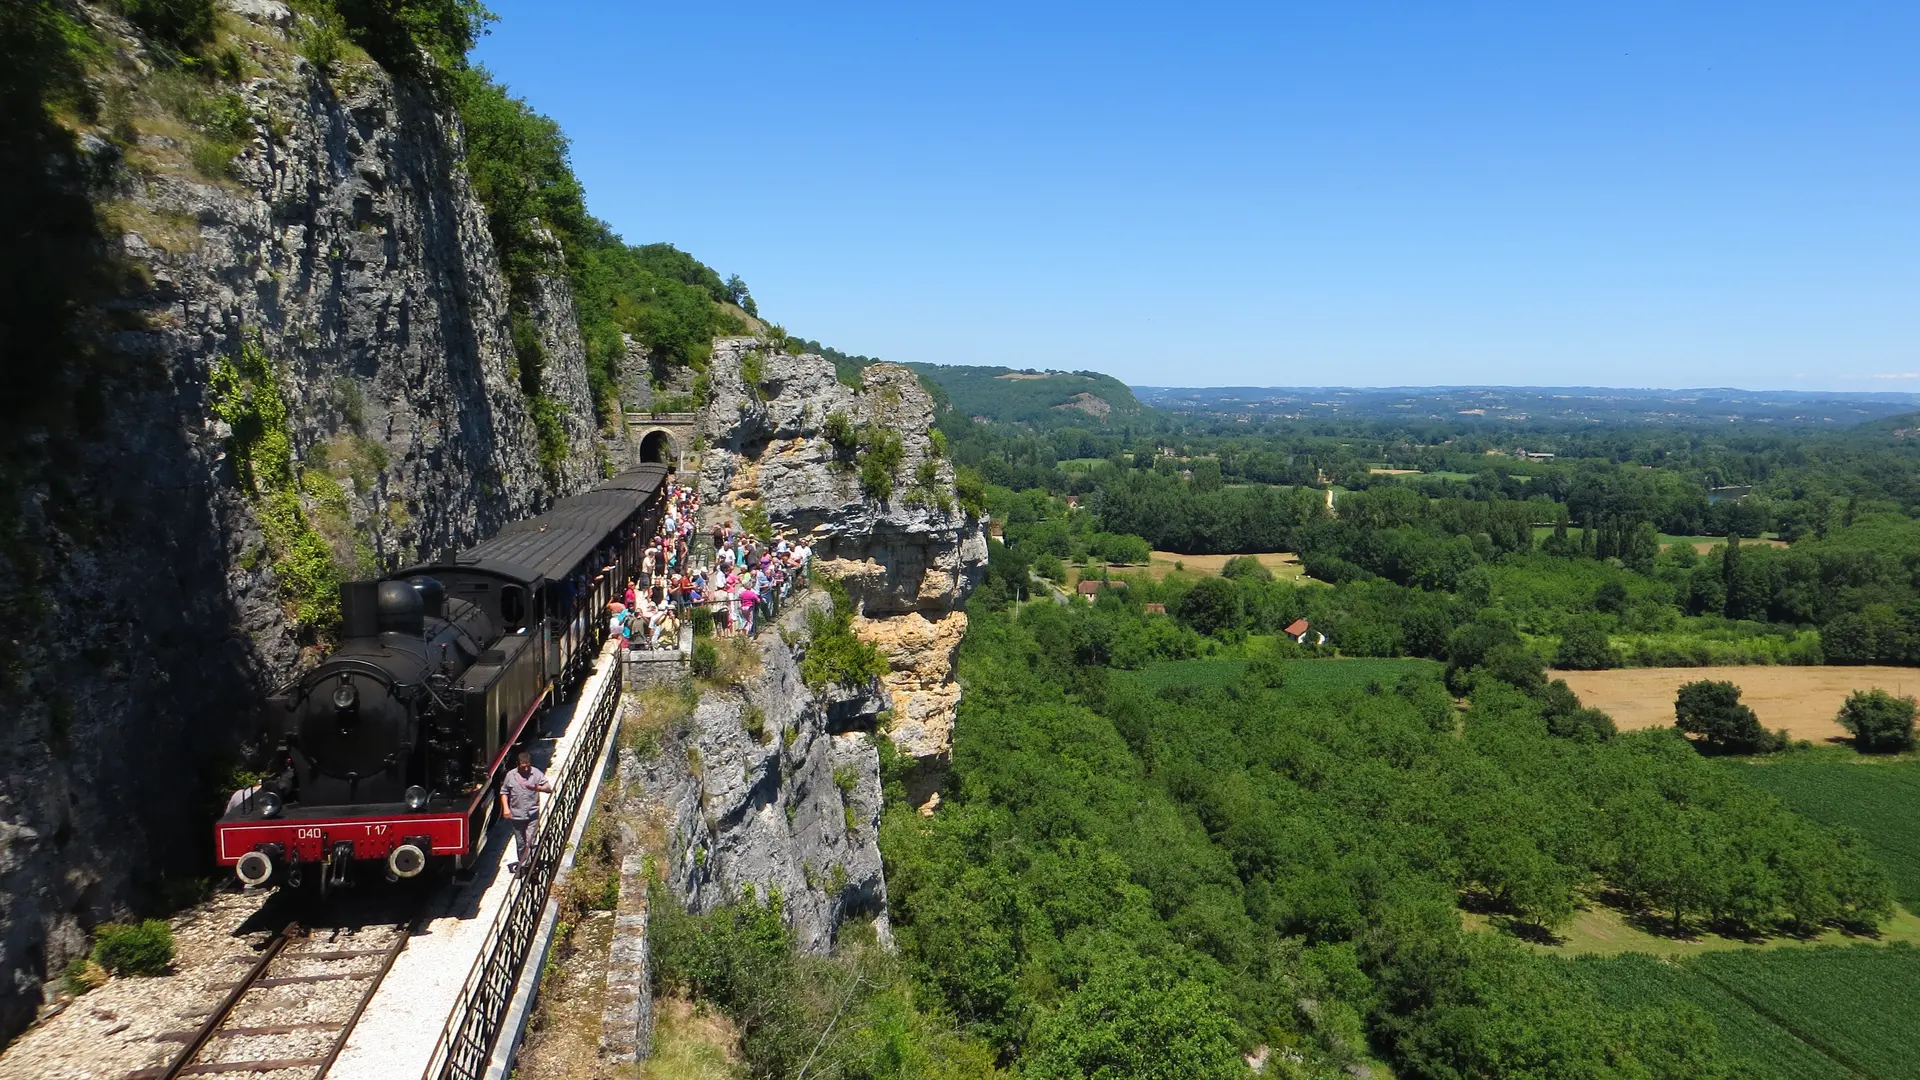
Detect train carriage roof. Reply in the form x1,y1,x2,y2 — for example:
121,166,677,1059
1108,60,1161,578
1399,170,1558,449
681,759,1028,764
451,464,668,584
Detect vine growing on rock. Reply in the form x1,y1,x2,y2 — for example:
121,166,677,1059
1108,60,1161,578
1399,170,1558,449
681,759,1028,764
208,338,342,630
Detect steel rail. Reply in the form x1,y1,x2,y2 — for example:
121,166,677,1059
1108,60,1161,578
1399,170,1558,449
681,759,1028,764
133,916,414,1080
151,923,296,1080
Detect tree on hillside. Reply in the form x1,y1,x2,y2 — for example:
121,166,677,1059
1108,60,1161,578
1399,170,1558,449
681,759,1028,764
1023,960,1243,1080
1674,680,1781,755
1177,577,1242,639
1554,617,1620,670
1835,689,1917,753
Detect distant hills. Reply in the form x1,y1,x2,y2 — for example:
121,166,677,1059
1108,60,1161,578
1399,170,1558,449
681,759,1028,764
908,365,1143,425
899,364,1920,430
1134,385,1920,427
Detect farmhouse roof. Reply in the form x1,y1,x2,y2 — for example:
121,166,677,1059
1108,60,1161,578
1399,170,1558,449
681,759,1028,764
1283,618,1310,636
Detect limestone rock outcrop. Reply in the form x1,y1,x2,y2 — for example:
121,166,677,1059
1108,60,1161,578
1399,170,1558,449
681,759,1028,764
626,600,889,952
0,0,602,1039
698,339,986,765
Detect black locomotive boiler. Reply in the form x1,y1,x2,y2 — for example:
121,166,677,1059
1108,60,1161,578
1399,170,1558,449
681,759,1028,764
215,465,668,892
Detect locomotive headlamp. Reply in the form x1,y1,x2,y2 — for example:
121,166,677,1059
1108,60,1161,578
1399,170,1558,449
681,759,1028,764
257,790,283,819
404,785,430,811
331,677,358,712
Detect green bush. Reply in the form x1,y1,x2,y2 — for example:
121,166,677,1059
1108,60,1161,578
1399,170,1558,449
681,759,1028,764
688,605,715,638
856,426,903,502
823,412,857,462
1675,680,1781,755
119,0,214,52
296,3,348,69
1836,688,1917,754
690,639,718,679
740,349,765,399
327,0,491,75
91,920,174,976
1219,555,1271,581
799,579,888,690
62,957,107,996
1554,616,1620,670
955,464,988,518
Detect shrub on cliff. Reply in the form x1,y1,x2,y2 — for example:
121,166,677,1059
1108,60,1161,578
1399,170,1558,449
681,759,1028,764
91,920,174,976
690,639,718,680
119,0,215,51
800,579,888,691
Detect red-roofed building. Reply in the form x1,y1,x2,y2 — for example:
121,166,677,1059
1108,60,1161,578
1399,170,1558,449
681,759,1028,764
1284,618,1313,644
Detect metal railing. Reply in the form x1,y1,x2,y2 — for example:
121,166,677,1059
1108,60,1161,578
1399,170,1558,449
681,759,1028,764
421,651,625,1080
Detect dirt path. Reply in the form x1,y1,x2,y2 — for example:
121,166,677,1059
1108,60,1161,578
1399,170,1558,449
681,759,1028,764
1555,665,1920,742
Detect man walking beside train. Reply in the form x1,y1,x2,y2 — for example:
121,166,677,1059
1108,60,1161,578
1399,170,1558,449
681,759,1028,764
500,750,551,876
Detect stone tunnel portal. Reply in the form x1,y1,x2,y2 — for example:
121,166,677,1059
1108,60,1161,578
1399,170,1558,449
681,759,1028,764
639,429,675,465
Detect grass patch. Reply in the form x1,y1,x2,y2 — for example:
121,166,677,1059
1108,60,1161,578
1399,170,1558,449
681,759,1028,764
622,684,697,760
636,995,740,1079
699,636,760,690
1467,895,1920,958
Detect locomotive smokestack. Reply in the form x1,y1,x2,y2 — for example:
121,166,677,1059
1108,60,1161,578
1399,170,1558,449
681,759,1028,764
341,581,379,638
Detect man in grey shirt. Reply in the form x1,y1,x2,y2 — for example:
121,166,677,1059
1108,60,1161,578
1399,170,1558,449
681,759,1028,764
500,750,550,876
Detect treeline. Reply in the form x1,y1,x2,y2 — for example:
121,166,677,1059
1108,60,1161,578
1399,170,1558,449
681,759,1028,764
976,463,1920,667
875,600,1890,1077
447,72,744,424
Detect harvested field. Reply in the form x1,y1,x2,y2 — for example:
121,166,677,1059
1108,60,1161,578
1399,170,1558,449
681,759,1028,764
1137,551,1305,581
1556,665,1920,742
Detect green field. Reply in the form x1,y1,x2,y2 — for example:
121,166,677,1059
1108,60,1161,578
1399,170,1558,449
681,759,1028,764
1566,947,1920,1080
1728,753,1920,907
1125,657,1440,693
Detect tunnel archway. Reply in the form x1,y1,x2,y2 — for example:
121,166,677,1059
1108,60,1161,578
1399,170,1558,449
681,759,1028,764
640,429,674,464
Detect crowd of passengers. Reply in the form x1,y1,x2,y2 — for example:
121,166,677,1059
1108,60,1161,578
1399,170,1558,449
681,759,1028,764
607,477,812,649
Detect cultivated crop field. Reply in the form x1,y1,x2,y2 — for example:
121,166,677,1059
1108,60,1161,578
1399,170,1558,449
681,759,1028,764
1730,753,1920,907
1568,947,1920,1080
1555,666,1920,743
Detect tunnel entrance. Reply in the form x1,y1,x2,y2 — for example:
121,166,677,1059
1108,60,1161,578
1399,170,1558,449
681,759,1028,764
640,430,674,464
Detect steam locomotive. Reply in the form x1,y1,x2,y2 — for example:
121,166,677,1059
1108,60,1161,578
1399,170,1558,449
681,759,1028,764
214,465,669,893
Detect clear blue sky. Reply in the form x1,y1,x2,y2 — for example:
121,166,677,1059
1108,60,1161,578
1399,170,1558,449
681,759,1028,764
472,1,1917,390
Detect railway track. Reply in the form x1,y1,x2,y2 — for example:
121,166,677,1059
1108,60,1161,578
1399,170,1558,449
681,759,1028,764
129,917,415,1080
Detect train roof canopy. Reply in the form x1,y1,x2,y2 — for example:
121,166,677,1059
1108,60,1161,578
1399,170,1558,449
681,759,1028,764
451,464,668,585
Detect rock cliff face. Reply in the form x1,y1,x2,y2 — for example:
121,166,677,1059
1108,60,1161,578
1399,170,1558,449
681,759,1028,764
625,603,889,952
698,339,988,765
0,0,601,1040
